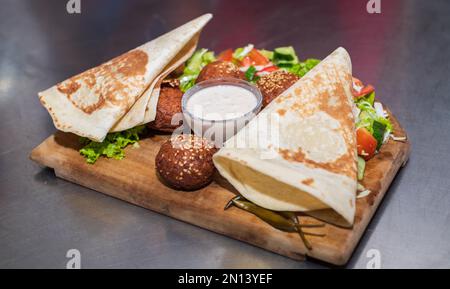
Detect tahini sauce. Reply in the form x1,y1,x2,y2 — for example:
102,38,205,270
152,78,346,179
186,85,257,120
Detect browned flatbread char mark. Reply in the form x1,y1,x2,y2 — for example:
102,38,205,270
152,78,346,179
56,49,148,114
276,64,356,180
301,178,314,186
279,145,356,179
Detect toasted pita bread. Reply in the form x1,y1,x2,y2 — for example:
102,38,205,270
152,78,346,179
38,14,212,141
110,31,200,131
213,47,357,227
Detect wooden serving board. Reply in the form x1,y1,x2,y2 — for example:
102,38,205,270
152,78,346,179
30,109,410,265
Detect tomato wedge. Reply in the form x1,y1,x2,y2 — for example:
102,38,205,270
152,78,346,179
352,77,375,99
352,77,364,88
353,84,375,98
217,49,233,61
241,56,252,67
260,65,278,72
256,65,279,76
248,49,269,66
356,128,377,160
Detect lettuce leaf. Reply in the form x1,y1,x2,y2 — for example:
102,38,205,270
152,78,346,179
362,91,375,106
79,125,146,164
285,58,320,77
355,96,393,150
179,49,216,92
356,99,392,133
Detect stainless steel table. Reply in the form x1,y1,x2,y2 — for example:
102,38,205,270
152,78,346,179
1,0,449,269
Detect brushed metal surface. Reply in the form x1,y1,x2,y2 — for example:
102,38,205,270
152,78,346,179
1,0,449,268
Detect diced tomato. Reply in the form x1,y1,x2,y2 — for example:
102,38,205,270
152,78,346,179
352,77,364,88
239,49,271,67
353,84,375,98
241,56,252,67
217,49,233,61
261,65,278,73
356,128,377,160
256,65,279,76
248,49,269,66
352,76,375,99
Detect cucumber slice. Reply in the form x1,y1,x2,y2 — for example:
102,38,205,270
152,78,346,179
259,49,274,61
372,120,387,150
274,46,299,62
357,157,366,181
276,61,295,68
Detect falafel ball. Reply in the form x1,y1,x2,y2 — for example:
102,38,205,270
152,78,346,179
196,60,245,83
148,82,183,132
155,134,217,191
256,70,299,107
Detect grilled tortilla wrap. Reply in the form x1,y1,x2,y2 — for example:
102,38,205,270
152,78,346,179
38,14,212,142
213,47,357,227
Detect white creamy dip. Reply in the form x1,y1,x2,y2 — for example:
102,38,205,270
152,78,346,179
185,85,257,121
182,81,262,146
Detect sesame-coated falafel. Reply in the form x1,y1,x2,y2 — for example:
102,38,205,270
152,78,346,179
148,81,183,132
256,70,299,107
155,134,217,191
196,60,245,83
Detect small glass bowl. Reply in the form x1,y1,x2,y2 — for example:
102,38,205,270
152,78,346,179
181,78,263,146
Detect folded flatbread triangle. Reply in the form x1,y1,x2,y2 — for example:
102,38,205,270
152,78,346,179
38,14,212,142
110,31,200,132
213,47,357,227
